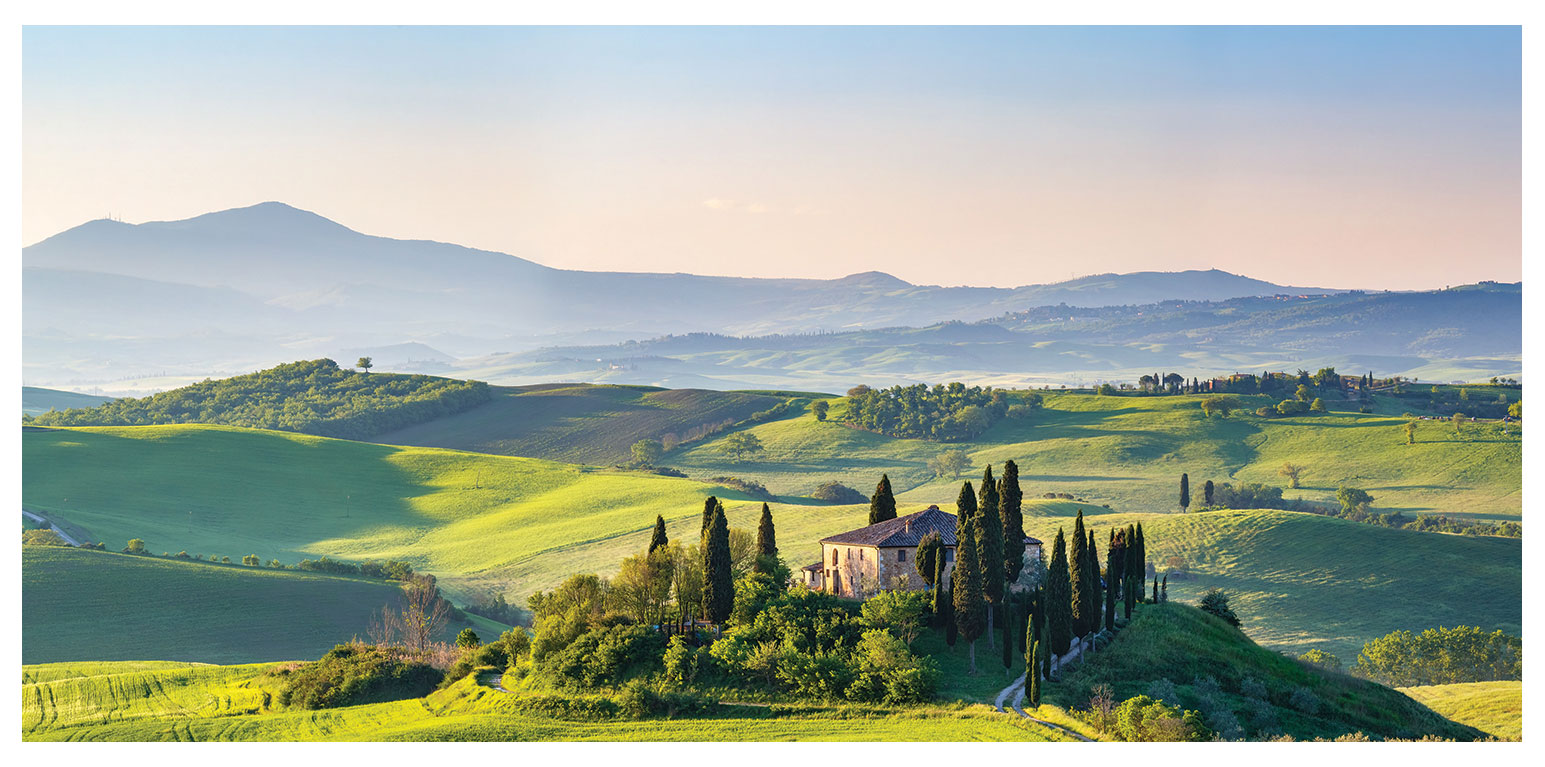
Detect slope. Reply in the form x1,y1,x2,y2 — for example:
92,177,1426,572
22,385,112,416
1398,682,1521,741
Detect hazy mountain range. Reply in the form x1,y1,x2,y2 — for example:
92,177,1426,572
22,202,1519,393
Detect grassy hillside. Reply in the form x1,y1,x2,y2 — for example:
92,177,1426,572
22,385,112,416
670,391,1521,521
1399,682,1522,740
374,383,789,465
23,662,1065,742
22,547,503,664
1053,602,1483,741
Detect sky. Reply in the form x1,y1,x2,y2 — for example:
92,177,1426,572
22,26,1521,289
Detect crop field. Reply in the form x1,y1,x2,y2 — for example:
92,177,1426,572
374,383,789,466
1399,682,1522,740
22,662,1067,742
669,392,1521,521
22,547,503,664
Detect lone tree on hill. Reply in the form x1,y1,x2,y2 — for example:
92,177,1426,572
356,356,372,374
977,465,1004,648
702,505,734,623
649,515,669,554
1069,511,1089,637
1405,419,1418,445
753,503,777,572
1279,463,1304,489
631,439,663,468
953,510,987,673
1203,479,1215,507
928,449,970,480
1045,527,1071,656
1179,473,1190,511
720,431,764,462
869,474,897,524
916,531,943,588
956,480,977,521
811,400,829,421
999,459,1025,586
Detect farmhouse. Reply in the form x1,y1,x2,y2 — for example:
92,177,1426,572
800,505,1042,598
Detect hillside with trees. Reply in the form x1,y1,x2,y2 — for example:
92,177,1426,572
26,359,491,440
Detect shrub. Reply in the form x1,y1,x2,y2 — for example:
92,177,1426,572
709,476,773,500
859,589,931,646
456,629,482,649
661,636,703,687
1146,677,1179,704
541,623,665,688
1111,695,1209,742
1239,676,1268,699
1351,626,1522,686
809,481,866,504
124,538,147,555
1198,589,1241,627
22,529,71,547
1297,648,1342,671
1288,687,1321,715
274,643,442,710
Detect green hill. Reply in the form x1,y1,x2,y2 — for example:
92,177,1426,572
374,383,792,466
22,386,112,416
23,662,1063,742
1398,681,1521,740
670,390,1521,522
22,547,504,664
1053,602,1483,741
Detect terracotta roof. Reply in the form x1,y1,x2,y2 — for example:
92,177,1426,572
801,562,823,572
820,505,1045,548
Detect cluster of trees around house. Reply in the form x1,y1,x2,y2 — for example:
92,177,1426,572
1177,474,1521,538
25,359,492,440
842,383,1040,441
1294,625,1523,689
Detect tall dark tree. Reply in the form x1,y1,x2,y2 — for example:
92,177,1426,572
1045,527,1071,656
977,465,1003,648
943,562,958,645
1180,473,1190,512
1122,524,1137,620
1203,479,1215,507
648,515,668,554
999,459,1025,586
700,496,719,539
932,552,949,627
916,531,943,588
702,505,734,623
754,503,777,573
869,473,897,524
1069,511,1088,637
1028,632,1042,705
1104,531,1119,631
1001,604,1014,670
956,480,977,522
1085,529,1101,635
953,510,987,673
1134,522,1148,604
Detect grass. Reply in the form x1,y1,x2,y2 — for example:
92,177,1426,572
1399,682,1522,740
22,385,111,416
373,383,787,466
22,662,1067,742
1050,602,1484,741
22,546,504,664
668,391,1521,521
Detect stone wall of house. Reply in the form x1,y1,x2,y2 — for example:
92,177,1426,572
877,545,956,591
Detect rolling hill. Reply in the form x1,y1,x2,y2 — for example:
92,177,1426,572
1398,682,1521,740
22,546,506,665
22,385,112,416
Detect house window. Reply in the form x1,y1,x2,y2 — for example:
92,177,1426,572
859,549,865,561
945,549,955,563
831,549,839,565
898,549,907,562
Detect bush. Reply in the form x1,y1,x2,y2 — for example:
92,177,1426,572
1351,626,1522,686
1288,687,1321,715
661,636,704,687
809,481,866,504
1239,676,1268,699
124,538,147,555
1254,406,1277,418
1198,589,1241,627
1297,649,1342,671
274,643,442,710
1110,695,1209,742
859,589,931,646
1146,677,1179,704
541,624,665,688
22,529,71,547
456,629,482,649
709,476,773,500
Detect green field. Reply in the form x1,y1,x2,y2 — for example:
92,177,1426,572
375,383,789,466
22,662,1068,742
1399,682,1522,740
1051,602,1484,741
669,391,1521,522
22,547,505,665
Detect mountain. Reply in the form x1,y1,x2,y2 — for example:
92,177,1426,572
22,202,1349,387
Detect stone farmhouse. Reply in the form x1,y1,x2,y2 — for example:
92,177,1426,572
799,505,1042,599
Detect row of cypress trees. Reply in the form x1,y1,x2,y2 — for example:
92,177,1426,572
648,497,781,625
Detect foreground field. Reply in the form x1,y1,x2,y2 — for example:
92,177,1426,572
670,391,1521,522
22,547,505,664
22,662,1067,742
1399,682,1522,741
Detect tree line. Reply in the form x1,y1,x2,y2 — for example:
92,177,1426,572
27,358,492,440
841,382,1031,442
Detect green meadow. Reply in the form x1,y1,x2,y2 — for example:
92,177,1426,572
23,662,1067,742
1398,681,1522,741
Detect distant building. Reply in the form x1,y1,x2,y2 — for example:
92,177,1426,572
800,505,1042,599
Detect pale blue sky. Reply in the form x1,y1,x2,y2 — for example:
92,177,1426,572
23,26,1521,288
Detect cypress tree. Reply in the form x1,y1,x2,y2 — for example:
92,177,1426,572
932,551,949,626
1104,531,1118,631
648,514,668,554
1016,595,1028,656
1203,479,1215,507
1045,527,1071,656
869,473,897,524
1028,636,1042,705
977,466,1003,648
1134,522,1147,604
953,510,986,673
1161,574,1168,603
944,572,958,646
754,503,777,572
956,480,977,522
1180,473,1190,511
1153,579,1159,603
1069,511,1088,637
1122,524,1136,620
1038,606,1051,680
700,496,719,539
1001,604,1014,670
1086,529,1101,635
916,530,943,588
999,459,1025,586
702,505,734,623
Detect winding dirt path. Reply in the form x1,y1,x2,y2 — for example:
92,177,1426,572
22,510,83,546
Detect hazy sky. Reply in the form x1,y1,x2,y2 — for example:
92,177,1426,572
23,26,1520,289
